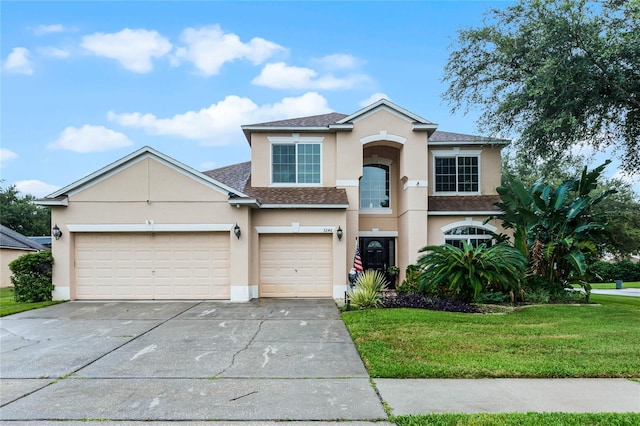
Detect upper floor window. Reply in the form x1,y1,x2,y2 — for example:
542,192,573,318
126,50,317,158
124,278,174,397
433,150,481,194
361,163,390,209
272,143,321,184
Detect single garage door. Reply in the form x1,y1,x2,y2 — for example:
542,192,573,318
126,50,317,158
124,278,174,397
75,232,230,300
259,234,332,297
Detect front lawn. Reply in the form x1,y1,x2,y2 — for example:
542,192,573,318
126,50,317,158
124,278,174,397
392,413,640,426
343,294,640,378
0,287,63,317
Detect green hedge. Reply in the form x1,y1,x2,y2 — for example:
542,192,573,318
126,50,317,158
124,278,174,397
8,250,55,302
589,259,640,283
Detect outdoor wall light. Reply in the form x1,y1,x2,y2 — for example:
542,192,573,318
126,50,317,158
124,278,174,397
234,223,241,239
336,226,343,241
52,224,63,240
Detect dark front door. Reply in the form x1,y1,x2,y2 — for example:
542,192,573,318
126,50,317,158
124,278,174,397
360,237,396,288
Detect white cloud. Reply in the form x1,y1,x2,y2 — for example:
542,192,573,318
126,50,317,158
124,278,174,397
252,62,370,90
314,53,364,70
32,24,72,36
3,47,34,75
15,180,60,198
0,148,18,168
359,93,390,107
49,125,134,152
81,28,172,73
173,25,285,76
108,92,332,145
37,46,71,58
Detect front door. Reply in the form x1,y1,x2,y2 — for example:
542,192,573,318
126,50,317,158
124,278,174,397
360,237,396,288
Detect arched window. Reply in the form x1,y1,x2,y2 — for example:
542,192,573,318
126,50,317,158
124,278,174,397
444,226,493,249
360,164,390,209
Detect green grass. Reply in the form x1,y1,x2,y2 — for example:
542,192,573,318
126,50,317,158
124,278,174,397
590,281,640,289
343,294,640,378
392,413,640,426
0,287,63,317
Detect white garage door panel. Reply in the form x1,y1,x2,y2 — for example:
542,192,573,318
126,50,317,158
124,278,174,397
75,232,230,300
259,234,332,298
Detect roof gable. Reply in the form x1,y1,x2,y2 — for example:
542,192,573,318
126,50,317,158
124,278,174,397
42,146,247,202
336,99,437,129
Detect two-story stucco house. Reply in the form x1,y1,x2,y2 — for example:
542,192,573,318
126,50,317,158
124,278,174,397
37,99,508,301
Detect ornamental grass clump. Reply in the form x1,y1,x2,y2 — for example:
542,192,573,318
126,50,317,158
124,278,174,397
348,269,389,309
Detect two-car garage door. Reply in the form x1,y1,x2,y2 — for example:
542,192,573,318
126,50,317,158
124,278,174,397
75,232,229,300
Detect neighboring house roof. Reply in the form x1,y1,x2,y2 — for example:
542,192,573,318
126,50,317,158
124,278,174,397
428,195,502,214
0,225,46,251
28,236,52,247
203,163,349,208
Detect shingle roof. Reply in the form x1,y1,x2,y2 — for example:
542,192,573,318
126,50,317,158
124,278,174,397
202,163,348,207
428,195,502,212
430,130,509,144
0,224,46,251
202,161,251,197
243,178,348,206
247,113,349,128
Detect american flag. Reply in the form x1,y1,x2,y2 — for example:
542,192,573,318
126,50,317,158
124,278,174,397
353,241,364,272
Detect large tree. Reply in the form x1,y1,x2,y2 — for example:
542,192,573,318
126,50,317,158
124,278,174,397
0,183,51,236
443,0,640,173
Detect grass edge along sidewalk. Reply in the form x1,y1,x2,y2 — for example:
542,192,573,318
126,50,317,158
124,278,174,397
391,412,640,426
343,294,640,378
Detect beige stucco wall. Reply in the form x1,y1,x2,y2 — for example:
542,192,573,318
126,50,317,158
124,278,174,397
250,133,338,187
427,145,503,196
1,248,36,287
51,157,251,300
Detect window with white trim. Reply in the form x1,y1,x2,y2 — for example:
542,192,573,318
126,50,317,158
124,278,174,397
361,164,390,209
444,226,493,248
434,155,479,193
272,143,321,184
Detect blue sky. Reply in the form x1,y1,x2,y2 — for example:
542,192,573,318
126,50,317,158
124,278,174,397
1,1,636,197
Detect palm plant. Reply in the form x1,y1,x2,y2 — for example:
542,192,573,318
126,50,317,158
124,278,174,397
347,269,389,309
417,242,527,303
490,161,616,297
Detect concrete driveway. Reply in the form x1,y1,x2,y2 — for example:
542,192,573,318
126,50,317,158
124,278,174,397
0,299,387,422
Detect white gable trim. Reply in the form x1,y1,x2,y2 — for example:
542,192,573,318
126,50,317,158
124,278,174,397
46,146,248,199
360,131,406,145
337,99,435,126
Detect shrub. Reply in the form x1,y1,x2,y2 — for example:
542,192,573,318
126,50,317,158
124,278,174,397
477,291,509,304
524,287,551,304
8,250,54,302
396,264,421,294
348,269,388,309
589,260,640,282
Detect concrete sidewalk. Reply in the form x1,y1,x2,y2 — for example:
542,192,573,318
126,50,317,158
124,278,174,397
375,378,640,415
592,288,640,297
